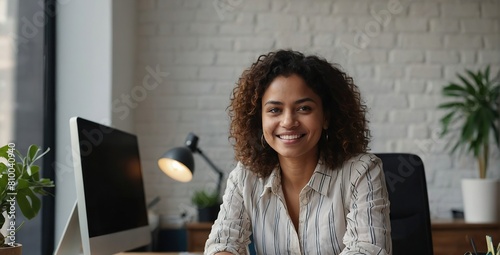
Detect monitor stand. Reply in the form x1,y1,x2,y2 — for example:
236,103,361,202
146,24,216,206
53,201,84,255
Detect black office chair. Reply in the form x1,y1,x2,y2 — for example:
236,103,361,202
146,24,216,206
375,153,434,255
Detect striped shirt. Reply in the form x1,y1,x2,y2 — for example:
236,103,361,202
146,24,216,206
205,153,392,255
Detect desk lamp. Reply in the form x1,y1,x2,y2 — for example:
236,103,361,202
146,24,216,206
158,132,224,195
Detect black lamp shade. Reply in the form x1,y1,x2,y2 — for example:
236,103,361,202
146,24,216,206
158,146,194,182
158,132,224,196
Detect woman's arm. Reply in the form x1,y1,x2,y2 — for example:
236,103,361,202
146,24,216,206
205,164,252,255
341,154,392,255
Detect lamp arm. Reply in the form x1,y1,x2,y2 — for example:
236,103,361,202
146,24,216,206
196,148,224,197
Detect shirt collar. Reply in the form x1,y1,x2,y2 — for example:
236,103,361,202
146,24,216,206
261,167,281,197
307,162,333,196
260,162,332,197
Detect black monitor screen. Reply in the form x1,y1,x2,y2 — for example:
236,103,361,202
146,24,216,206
75,118,148,238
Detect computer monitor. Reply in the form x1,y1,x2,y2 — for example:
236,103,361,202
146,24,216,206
54,117,151,255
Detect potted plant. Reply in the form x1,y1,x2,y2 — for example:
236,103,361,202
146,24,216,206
439,65,500,223
0,144,54,254
191,189,221,222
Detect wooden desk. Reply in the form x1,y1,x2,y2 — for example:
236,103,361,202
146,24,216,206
184,220,500,254
432,219,500,255
186,222,213,252
124,219,499,255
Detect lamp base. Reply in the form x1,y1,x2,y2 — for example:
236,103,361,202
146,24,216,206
197,204,220,222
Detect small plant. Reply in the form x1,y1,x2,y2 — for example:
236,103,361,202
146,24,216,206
191,190,220,209
0,144,54,246
439,65,500,179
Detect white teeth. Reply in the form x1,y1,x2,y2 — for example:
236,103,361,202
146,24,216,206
280,134,301,140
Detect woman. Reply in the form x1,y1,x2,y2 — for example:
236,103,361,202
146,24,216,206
205,50,391,255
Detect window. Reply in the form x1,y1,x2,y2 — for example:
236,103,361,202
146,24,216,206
0,1,56,254
0,0,15,146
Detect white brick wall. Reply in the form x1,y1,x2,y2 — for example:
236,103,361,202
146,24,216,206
135,0,500,225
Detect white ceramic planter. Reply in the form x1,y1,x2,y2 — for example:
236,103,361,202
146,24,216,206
461,178,500,223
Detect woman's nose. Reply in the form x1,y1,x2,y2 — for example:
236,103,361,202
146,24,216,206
280,112,298,128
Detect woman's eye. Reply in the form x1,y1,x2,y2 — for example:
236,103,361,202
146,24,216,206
268,108,280,113
298,106,312,112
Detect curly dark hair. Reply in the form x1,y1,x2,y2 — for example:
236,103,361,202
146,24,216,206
228,49,370,178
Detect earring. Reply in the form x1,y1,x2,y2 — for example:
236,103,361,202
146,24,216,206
261,134,266,148
324,129,329,141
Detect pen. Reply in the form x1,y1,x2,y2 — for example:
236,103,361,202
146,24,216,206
470,237,478,255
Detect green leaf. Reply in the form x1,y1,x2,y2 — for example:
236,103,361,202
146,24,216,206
457,72,477,97
14,162,22,178
17,179,28,189
480,108,497,143
27,165,40,177
461,112,477,144
466,69,484,92
438,102,466,109
442,91,466,97
0,162,7,174
0,173,8,185
443,83,467,93
470,138,480,156
484,65,491,81
191,190,220,208
0,145,9,161
16,188,41,220
32,147,50,164
440,111,457,135
27,145,40,163
442,84,470,98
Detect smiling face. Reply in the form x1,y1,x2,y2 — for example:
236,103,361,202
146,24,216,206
261,74,328,163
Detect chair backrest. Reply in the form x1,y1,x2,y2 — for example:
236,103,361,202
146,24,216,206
375,153,434,255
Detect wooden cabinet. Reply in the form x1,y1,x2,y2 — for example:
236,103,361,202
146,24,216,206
186,222,213,252
432,219,500,255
